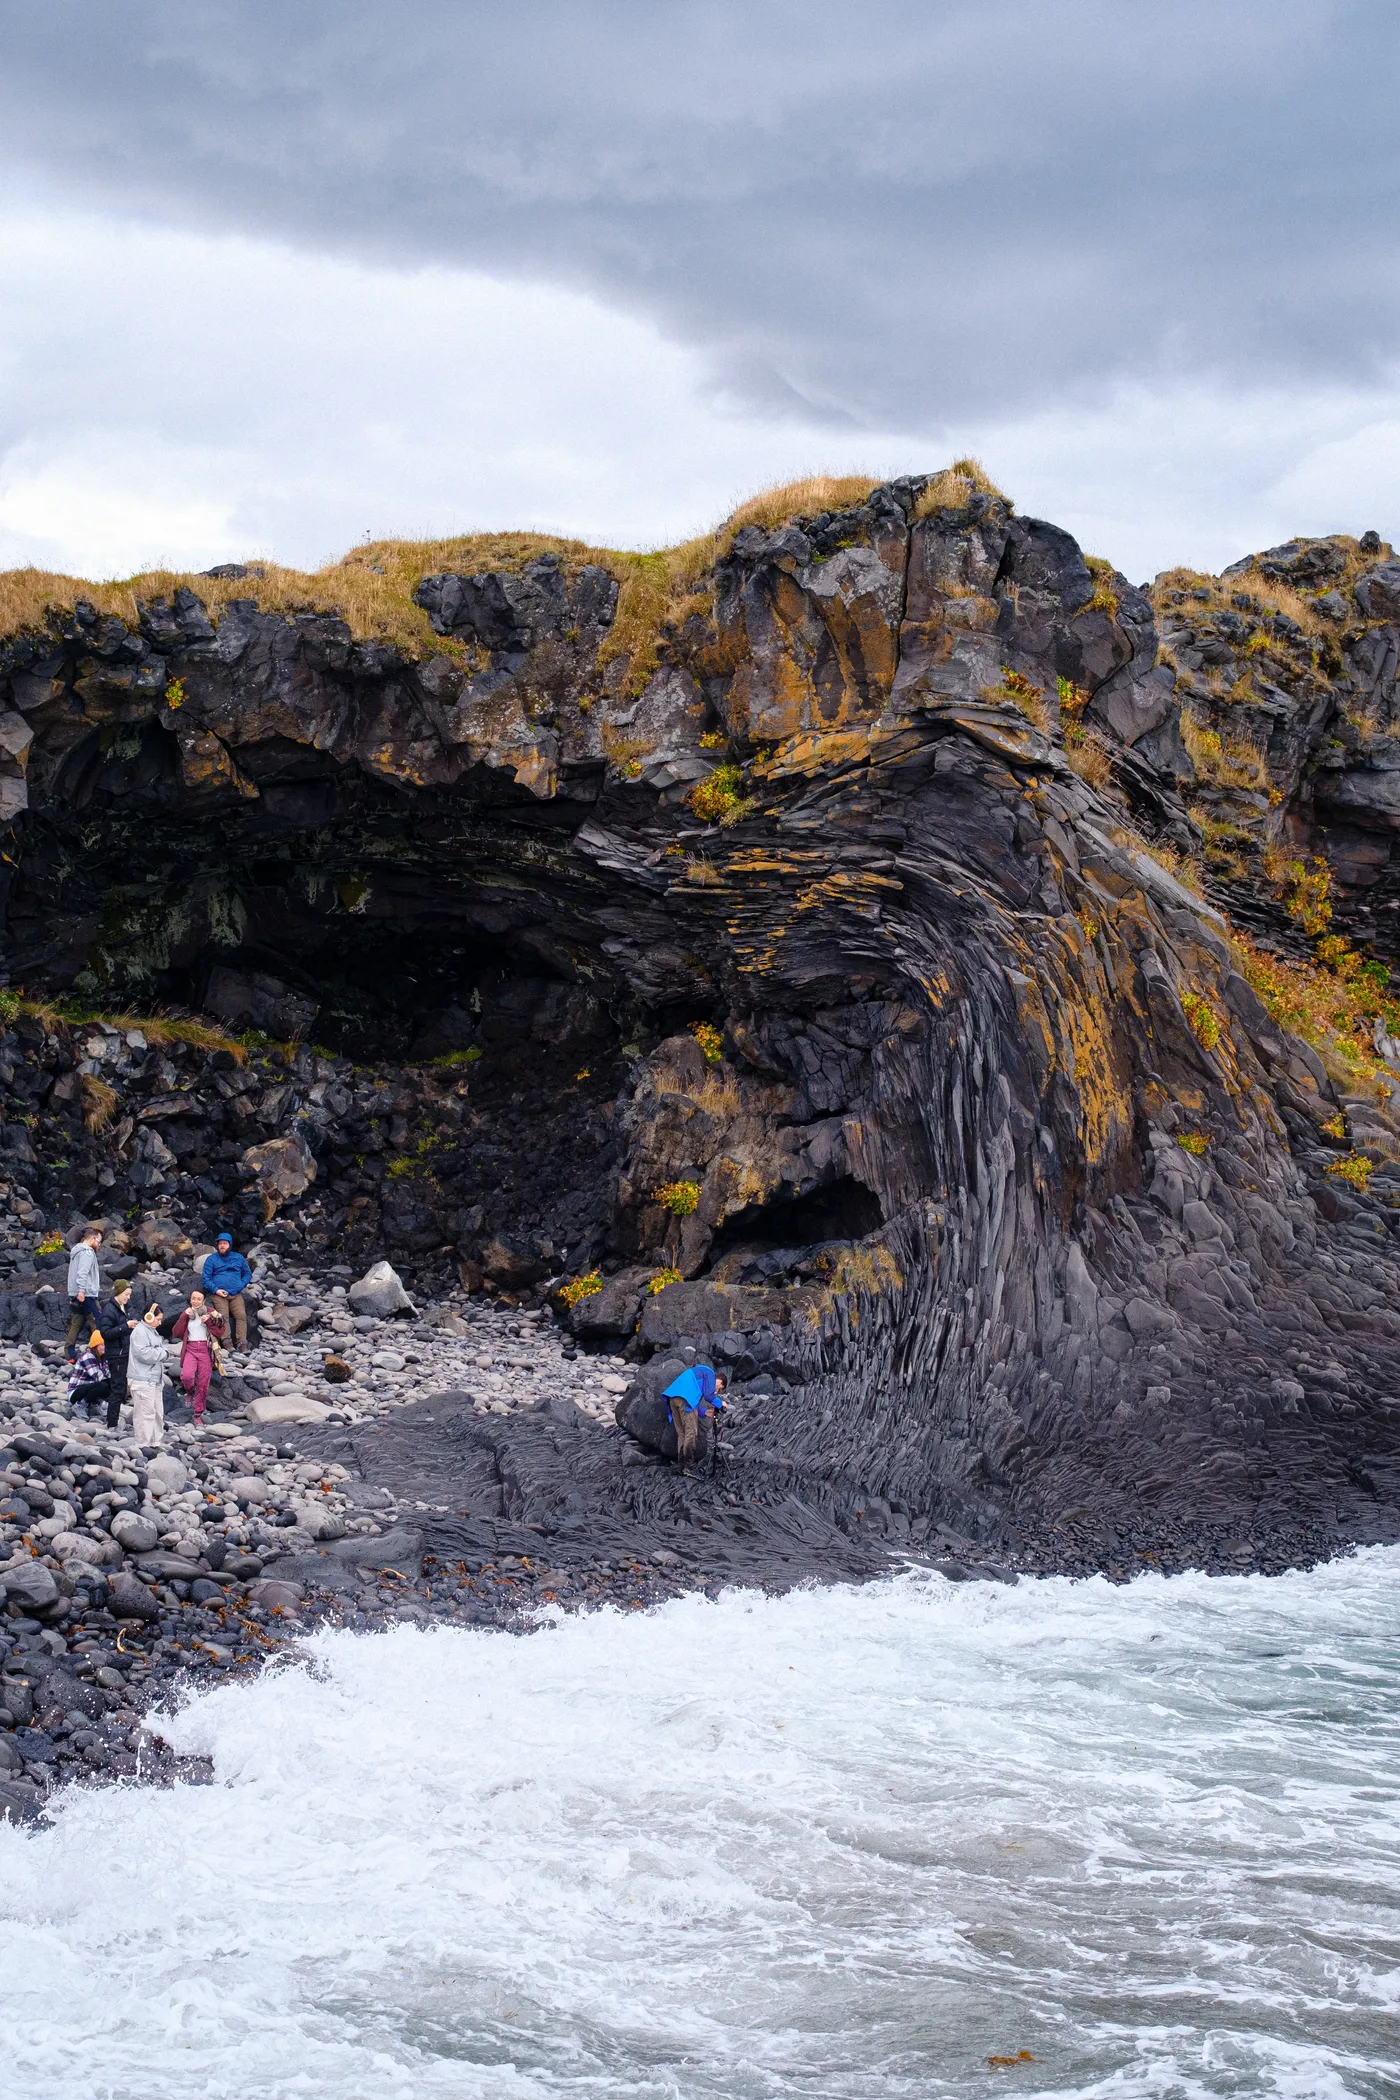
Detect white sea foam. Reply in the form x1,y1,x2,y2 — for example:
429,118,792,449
3,1555,1399,2099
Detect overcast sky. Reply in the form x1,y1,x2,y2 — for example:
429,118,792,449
1,0,1397,583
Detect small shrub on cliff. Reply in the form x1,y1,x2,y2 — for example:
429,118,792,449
1236,931,1400,1086
0,989,17,1026
686,764,751,825
699,730,726,750
34,1232,65,1255
690,1021,723,1064
1326,1153,1373,1193
1181,992,1222,1051
646,1267,683,1295
1177,1129,1210,1156
1321,1112,1347,1141
656,1179,701,1216
1066,738,1113,789
1084,556,1120,618
163,678,185,709
559,1271,602,1309
1262,848,1333,935
984,668,1047,730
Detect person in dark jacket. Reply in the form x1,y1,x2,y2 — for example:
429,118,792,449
201,1232,252,1349
661,1361,725,1469
93,1277,136,1431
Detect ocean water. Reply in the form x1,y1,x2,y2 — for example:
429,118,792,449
3,1555,1399,2100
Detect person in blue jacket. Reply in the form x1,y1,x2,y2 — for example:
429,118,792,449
201,1231,252,1350
662,1360,725,1469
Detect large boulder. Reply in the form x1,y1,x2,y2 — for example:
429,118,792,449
204,966,318,1042
110,1510,160,1553
52,1531,121,1566
347,1260,415,1319
146,1453,188,1496
242,1135,317,1220
326,1524,423,1570
133,1552,205,1580
636,1280,823,1346
107,1571,161,1620
561,1265,652,1338
246,1393,332,1425
0,1560,58,1610
134,1214,194,1265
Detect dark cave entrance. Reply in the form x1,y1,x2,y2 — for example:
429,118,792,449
704,1174,886,1269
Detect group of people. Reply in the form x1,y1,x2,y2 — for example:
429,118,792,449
63,1225,254,1442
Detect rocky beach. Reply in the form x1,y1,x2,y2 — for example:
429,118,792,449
4,476,1400,1823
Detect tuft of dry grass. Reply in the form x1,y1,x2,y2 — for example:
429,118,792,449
1151,563,1342,641
716,475,885,544
913,457,1009,520
1138,837,1206,897
1180,713,1268,790
982,667,1046,729
0,466,1019,699
80,1074,118,1133
1065,736,1113,788
1,992,250,1063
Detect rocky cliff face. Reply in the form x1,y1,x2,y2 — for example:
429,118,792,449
3,476,1400,1563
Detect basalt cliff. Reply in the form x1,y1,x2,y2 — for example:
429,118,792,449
3,472,1400,1573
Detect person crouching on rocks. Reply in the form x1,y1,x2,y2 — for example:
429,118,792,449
202,1230,251,1351
66,1330,112,1423
128,1305,168,1445
662,1360,725,1471
173,1289,224,1424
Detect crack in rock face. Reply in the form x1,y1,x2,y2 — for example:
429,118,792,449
2,479,1400,1570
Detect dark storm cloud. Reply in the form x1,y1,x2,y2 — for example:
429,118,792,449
2,0,1398,430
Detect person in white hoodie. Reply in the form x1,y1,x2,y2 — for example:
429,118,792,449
127,1304,169,1446
65,1225,103,1355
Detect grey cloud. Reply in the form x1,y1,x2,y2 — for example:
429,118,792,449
3,0,1399,431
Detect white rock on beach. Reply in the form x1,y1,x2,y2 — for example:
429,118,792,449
246,1394,333,1425
347,1261,415,1319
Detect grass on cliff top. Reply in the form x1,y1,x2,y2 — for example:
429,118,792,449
1152,534,1393,641
0,467,1010,691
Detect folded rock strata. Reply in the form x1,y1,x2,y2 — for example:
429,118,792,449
1,479,1399,1552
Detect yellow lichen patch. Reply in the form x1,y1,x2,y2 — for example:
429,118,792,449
792,869,903,918
1057,982,1134,1168
755,726,892,779
815,1243,904,1298
1181,992,1222,1051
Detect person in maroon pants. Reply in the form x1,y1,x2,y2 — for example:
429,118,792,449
172,1289,225,1422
